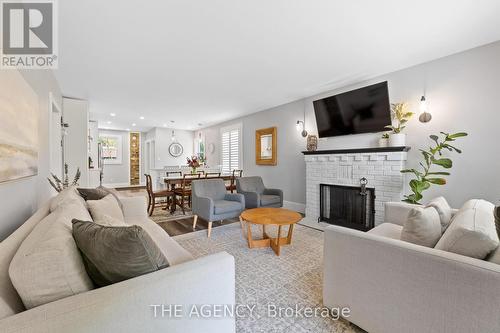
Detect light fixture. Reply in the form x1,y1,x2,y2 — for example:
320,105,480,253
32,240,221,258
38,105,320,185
163,123,167,127
132,123,136,126
171,130,176,142
139,116,145,120
126,128,130,131
419,96,432,123
110,113,116,117
296,101,308,137
107,121,112,124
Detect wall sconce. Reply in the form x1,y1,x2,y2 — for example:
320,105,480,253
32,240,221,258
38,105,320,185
296,120,308,137
296,100,308,137
419,96,432,123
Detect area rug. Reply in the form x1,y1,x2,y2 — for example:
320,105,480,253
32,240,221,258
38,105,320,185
174,223,364,333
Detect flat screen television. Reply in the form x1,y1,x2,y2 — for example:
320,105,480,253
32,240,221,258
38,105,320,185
313,81,391,138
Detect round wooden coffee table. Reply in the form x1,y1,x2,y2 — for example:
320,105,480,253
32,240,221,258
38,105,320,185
239,208,302,256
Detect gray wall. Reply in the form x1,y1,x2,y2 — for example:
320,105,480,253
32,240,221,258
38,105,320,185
0,70,62,240
202,41,500,208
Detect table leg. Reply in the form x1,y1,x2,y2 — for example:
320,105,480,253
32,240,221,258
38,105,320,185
246,222,254,248
262,225,266,239
239,216,246,238
286,224,295,245
270,225,282,256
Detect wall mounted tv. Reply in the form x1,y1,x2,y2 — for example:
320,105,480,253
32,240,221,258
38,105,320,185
313,81,391,138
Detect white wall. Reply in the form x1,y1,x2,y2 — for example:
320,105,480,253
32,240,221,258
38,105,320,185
99,129,131,186
202,41,500,208
0,69,62,240
150,127,194,168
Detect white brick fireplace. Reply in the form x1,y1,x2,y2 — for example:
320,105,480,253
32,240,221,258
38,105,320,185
304,147,408,227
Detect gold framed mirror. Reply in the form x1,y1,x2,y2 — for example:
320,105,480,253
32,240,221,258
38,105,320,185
255,127,277,165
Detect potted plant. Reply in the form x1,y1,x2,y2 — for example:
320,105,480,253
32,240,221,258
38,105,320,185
401,132,467,204
187,156,200,174
379,132,389,147
47,164,81,192
385,102,414,147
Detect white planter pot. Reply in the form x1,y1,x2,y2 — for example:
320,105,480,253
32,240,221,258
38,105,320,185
389,133,406,147
378,138,389,147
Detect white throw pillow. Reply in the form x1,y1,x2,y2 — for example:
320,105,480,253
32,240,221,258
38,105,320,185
401,206,442,247
9,200,94,309
435,200,499,259
426,196,453,232
49,186,87,212
87,194,125,225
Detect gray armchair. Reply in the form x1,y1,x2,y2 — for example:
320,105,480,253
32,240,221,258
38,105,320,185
191,179,245,237
236,176,283,208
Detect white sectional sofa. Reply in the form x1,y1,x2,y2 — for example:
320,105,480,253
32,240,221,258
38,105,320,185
323,201,500,333
0,193,235,332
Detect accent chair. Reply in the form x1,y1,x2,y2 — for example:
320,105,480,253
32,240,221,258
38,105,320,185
236,176,283,208
192,179,245,237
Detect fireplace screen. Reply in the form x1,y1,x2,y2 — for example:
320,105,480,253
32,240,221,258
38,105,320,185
319,183,375,231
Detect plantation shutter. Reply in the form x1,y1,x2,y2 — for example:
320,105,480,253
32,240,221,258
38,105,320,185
221,125,241,174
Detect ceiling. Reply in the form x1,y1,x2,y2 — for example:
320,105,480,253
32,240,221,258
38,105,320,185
56,0,500,132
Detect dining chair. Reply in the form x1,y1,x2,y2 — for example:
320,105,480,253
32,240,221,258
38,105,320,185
226,169,243,193
144,174,174,216
166,171,182,177
174,174,201,214
205,172,221,178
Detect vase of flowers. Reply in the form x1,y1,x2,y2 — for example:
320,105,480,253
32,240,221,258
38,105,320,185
187,156,200,174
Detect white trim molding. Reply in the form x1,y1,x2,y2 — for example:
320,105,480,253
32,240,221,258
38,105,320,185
283,200,305,214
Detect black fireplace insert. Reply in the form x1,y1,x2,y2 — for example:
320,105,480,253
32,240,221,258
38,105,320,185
319,183,375,231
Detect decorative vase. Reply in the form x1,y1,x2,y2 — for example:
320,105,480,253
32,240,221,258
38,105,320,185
378,138,389,147
191,167,197,174
389,133,406,147
307,135,318,151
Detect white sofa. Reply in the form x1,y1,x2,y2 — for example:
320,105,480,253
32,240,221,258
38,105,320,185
323,201,500,333
0,195,236,332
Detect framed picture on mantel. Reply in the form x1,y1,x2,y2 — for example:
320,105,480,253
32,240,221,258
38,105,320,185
255,127,277,165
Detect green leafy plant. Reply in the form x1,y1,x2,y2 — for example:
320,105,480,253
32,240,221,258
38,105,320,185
381,132,389,139
401,132,467,204
48,163,81,192
385,102,414,134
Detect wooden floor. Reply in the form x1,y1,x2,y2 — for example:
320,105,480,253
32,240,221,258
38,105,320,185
117,188,239,237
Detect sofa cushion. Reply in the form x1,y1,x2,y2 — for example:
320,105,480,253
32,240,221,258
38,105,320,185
77,186,124,212
124,216,193,266
401,207,442,247
368,223,402,240
435,200,499,259
72,220,169,287
260,194,281,206
426,196,453,232
87,194,125,225
49,186,86,213
214,200,242,215
9,194,94,309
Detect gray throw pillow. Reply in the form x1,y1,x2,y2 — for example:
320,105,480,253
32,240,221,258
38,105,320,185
72,219,169,287
77,186,124,212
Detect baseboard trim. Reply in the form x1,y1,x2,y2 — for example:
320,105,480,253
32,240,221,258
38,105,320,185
283,200,305,213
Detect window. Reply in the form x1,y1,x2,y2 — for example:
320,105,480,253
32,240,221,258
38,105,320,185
221,124,242,174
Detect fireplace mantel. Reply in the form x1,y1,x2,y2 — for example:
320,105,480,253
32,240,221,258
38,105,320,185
302,146,410,155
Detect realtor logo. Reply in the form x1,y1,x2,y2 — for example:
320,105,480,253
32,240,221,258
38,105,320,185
1,0,57,69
